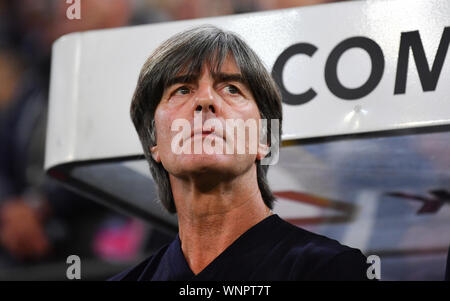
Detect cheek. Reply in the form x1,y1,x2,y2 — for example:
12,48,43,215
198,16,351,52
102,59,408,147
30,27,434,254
239,104,263,138
222,105,263,156
225,100,260,120
154,110,176,149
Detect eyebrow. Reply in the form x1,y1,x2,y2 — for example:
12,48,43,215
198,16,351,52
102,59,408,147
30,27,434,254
166,73,246,88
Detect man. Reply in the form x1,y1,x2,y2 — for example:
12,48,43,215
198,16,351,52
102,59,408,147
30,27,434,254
111,25,370,280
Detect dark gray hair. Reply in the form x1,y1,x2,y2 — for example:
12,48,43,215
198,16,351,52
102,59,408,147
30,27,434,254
130,25,282,213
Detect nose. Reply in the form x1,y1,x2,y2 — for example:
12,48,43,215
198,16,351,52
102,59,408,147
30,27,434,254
194,83,218,115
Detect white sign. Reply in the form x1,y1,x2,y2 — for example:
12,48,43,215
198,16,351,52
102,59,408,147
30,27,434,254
46,0,450,171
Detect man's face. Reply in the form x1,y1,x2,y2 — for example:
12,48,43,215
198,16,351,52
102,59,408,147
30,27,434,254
150,55,268,179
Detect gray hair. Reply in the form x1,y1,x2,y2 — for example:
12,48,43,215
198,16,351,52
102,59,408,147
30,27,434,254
130,25,282,213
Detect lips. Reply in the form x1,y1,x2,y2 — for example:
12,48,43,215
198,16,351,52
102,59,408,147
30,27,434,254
190,128,224,140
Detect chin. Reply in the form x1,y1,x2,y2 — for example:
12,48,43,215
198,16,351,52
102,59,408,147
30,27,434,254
183,153,231,170
174,154,234,175
180,153,255,178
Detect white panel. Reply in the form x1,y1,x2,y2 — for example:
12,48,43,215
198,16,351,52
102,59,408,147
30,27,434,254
45,0,450,170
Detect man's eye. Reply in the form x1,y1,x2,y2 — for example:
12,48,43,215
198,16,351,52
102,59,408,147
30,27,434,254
225,85,240,95
174,86,191,95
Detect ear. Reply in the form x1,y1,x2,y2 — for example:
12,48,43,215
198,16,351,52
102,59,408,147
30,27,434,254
150,145,161,163
256,142,270,161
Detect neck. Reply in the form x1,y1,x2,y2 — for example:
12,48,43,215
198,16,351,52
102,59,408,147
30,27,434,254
170,165,271,275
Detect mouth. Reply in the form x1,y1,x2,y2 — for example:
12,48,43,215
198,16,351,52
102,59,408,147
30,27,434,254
190,128,225,140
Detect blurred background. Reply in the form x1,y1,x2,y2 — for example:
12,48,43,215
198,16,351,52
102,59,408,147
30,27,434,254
0,0,448,281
